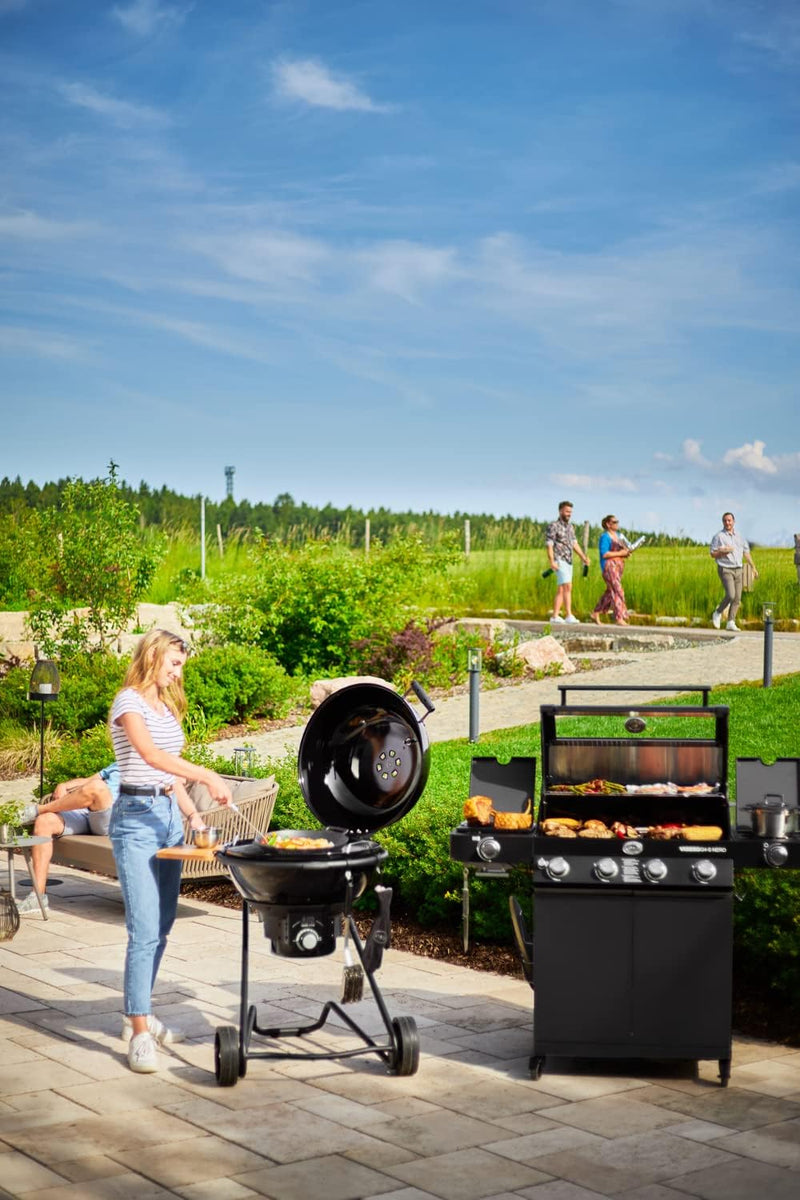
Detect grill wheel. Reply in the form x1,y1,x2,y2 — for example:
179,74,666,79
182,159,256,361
390,1016,420,1076
215,1025,240,1087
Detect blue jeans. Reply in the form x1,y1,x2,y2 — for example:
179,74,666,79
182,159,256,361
110,793,184,1016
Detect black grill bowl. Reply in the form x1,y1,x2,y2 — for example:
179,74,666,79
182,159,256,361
217,835,388,909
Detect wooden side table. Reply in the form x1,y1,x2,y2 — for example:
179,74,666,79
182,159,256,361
2,835,51,920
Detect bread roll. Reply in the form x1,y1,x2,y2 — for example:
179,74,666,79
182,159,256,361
463,795,493,825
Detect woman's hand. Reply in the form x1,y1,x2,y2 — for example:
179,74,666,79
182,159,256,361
205,772,234,807
188,811,207,833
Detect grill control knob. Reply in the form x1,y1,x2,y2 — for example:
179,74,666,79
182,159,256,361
764,842,789,868
295,926,322,952
593,857,619,882
543,855,570,881
691,859,717,884
477,837,502,862
642,858,668,883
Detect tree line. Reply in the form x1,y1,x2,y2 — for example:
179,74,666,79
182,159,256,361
0,473,699,550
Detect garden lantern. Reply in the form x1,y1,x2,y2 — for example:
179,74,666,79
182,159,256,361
28,658,61,802
467,648,482,743
762,601,775,688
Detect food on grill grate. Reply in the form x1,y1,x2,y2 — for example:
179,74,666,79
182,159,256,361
578,825,614,838
680,825,723,841
264,833,335,850
543,824,578,837
463,795,494,824
627,782,717,795
541,817,581,831
550,779,627,795
611,821,638,839
493,809,533,830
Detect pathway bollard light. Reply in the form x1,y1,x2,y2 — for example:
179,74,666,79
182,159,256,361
762,601,775,688
28,657,61,801
467,647,482,743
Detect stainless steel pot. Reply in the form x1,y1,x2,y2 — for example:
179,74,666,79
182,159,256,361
747,795,793,839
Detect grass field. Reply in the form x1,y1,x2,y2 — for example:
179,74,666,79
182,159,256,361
450,546,799,624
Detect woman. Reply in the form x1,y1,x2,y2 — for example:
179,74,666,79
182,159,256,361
590,515,630,625
109,629,232,1073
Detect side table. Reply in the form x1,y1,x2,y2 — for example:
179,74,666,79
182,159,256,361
2,835,51,920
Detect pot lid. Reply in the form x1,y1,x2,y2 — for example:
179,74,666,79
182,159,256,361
298,682,431,834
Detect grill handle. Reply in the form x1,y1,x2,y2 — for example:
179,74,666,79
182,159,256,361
557,683,712,707
410,681,436,721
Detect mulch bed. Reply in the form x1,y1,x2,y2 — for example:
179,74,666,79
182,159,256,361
182,878,798,1048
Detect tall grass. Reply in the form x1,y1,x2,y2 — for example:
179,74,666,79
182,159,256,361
449,547,799,623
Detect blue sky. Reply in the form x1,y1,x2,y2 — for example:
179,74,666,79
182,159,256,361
1,0,798,544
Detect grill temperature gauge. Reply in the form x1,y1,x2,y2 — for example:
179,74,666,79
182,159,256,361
295,926,322,952
642,858,668,883
593,857,619,882
477,837,502,862
691,859,717,884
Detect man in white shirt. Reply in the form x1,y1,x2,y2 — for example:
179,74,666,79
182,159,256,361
709,512,759,632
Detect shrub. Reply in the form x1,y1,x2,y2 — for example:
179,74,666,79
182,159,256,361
43,722,115,791
733,869,800,1008
0,652,125,736
183,645,300,733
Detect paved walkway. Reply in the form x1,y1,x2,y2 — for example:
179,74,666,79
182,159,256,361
2,868,800,1199
207,624,800,765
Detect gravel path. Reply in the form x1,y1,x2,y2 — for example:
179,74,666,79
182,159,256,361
2,624,797,802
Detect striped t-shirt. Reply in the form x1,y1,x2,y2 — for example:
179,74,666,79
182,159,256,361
109,687,185,790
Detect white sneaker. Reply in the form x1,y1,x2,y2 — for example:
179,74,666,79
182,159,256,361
564,615,580,624
121,1014,183,1046
711,611,721,629
726,621,740,631
18,802,39,827
551,614,565,623
16,891,48,915
128,1031,158,1073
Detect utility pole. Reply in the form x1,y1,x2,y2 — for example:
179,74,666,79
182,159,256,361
224,466,235,500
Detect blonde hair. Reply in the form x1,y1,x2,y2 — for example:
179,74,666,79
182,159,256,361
124,629,188,720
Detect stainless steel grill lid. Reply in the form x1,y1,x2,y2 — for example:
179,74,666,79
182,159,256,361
298,682,432,834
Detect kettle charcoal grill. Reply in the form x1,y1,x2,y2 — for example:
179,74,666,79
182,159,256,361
213,681,434,1086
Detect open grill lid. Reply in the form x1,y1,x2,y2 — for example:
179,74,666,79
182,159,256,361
298,682,433,835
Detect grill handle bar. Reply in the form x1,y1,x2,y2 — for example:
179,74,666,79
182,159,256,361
557,684,712,708
410,681,436,721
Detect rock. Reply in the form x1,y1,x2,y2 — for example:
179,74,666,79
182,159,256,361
434,618,515,642
655,616,688,625
310,676,396,708
512,635,576,675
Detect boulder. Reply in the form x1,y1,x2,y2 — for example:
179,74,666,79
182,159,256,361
310,676,396,708
512,635,576,675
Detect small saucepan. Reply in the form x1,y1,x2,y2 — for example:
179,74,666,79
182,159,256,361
746,795,796,840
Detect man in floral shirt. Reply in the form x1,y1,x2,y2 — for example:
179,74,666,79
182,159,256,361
545,500,590,624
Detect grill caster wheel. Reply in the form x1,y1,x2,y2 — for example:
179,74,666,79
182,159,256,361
530,1056,545,1081
215,1025,240,1087
390,1016,420,1076
718,1059,730,1088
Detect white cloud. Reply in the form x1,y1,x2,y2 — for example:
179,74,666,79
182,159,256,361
0,326,91,361
112,0,187,37
0,210,91,239
58,82,168,129
272,58,392,113
551,473,639,492
187,230,330,287
682,438,711,467
360,242,457,303
722,440,778,474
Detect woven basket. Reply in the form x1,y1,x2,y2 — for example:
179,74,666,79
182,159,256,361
0,891,21,942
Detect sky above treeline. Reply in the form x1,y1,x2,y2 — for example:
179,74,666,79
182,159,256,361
1,0,798,545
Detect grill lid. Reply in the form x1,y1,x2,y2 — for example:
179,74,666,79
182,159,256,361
298,682,432,834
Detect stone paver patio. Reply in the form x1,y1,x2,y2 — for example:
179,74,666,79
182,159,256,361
2,866,799,1199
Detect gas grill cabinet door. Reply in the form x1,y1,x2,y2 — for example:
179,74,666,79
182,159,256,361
532,889,732,1061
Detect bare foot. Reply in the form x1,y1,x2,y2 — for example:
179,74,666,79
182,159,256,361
616,619,629,626
590,612,601,624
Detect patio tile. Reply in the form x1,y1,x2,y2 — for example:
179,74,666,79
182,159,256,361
531,1130,733,1195
5,1109,207,1165
384,1146,551,1199
57,1075,198,1115
707,1116,800,1170
0,986,47,1015
176,1182,263,1200
662,1156,800,1199
19,1172,177,1198
531,1095,687,1137
633,1083,800,1129
1,1091,102,1131
729,1058,800,1097
434,1077,568,1120
53,1155,131,1183
361,1190,441,1200
515,1184,609,1200
113,1134,268,1187
233,1152,401,1200
482,1126,605,1163
293,1092,394,1127
0,1150,66,1193
0,1059,92,1095
355,1109,504,1156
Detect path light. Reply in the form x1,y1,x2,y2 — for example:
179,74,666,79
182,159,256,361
467,647,482,743
28,657,61,801
762,601,775,689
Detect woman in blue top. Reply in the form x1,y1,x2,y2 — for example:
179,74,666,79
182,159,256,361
590,515,630,625
109,629,233,1073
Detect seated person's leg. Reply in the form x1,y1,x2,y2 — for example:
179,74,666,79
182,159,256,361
17,811,65,913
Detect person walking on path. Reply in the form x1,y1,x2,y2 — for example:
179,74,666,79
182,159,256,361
794,534,800,585
109,629,233,1074
545,500,590,624
710,512,759,631
590,515,630,625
